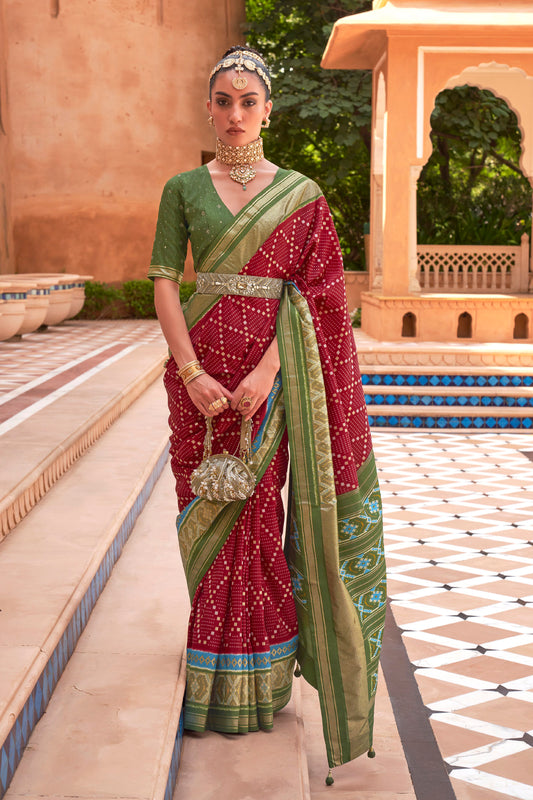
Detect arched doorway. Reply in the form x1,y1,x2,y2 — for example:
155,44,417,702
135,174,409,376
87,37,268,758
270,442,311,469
417,84,532,252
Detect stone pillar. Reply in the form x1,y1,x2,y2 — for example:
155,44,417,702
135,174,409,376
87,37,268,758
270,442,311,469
408,165,422,293
380,38,417,296
0,0,14,274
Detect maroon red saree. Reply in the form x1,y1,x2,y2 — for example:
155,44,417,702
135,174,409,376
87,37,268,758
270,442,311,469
151,168,386,767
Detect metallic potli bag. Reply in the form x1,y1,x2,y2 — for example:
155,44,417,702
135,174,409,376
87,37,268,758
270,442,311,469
190,415,256,502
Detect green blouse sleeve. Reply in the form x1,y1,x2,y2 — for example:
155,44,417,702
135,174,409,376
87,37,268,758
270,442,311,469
147,177,188,283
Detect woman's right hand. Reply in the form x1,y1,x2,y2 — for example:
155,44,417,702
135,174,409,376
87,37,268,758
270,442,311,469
185,372,233,417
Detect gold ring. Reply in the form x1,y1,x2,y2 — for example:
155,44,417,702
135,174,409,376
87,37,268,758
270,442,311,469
220,396,228,405
239,396,253,410
208,399,222,412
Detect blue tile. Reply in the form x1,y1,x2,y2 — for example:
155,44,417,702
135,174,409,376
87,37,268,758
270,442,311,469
413,417,423,427
488,376,498,386
389,417,399,426
384,375,394,385
398,396,408,405
524,376,533,386
442,376,452,386
407,375,417,386
437,417,448,428
453,376,463,386
372,375,381,385
498,417,509,428
510,417,521,428
409,395,421,405
445,396,456,406
400,416,412,427
450,417,460,428
473,417,484,428
461,417,472,428
464,376,475,387
476,376,487,386
362,375,370,385
486,417,497,428
396,375,405,386
501,376,510,386
375,394,384,404
421,396,432,406
385,395,396,405
494,397,504,407
426,417,435,427
505,397,516,407
430,375,440,386
457,396,468,406
470,396,480,406
364,394,372,404
1,748,9,792
419,375,429,386
376,416,387,426
517,397,527,407
434,396,445,406
511,376,521,386
523,417,532,428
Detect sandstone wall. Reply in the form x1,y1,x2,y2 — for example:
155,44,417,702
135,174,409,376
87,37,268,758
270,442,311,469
0,0,14,273
4,0,245,281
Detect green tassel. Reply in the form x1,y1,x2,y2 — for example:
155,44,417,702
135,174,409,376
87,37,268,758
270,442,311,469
368,746,376,758
325,769,334,786
294,666,301,677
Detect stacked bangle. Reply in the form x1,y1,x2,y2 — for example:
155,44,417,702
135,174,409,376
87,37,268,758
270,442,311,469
178,359,206,386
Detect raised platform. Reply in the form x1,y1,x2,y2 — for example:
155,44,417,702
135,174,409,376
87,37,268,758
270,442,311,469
360,292,533,344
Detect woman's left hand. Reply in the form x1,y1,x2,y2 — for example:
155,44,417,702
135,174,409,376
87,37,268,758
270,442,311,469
231,362,278,421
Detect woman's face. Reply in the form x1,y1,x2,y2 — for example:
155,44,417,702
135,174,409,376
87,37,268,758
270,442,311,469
208,69,272,147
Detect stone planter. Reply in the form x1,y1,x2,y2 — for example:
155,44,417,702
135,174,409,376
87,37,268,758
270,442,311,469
67,275,93,318
0,282,27,341
8,276,56,335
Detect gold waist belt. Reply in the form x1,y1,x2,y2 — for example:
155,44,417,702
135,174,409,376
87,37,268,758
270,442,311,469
195,273,284,300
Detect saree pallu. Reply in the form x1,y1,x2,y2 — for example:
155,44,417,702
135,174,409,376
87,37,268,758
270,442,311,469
165,171,386,766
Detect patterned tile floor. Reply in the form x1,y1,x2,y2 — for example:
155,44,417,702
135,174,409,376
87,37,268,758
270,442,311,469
0,319,164,433
373,430,533,800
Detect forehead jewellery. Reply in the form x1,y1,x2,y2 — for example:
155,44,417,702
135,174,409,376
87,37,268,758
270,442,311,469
210,50,271,94
215,137,264,190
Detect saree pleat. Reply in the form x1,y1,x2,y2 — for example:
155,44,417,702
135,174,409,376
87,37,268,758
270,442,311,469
157,169,385,761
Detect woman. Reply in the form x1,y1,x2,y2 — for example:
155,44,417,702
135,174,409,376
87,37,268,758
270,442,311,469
149,46,386,777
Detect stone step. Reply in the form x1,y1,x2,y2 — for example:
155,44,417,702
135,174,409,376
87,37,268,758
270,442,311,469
0,337,166,539
0,378,172,799
174,678,310,800
3,466,188,800
367,404,532,430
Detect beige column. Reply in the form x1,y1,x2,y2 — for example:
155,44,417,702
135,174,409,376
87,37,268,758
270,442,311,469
380,38,417,296
0,0,14,273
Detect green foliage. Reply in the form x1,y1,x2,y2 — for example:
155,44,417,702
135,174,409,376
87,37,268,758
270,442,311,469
245,0,372,269
122,280,156,318
76,280,197,319
350,307,361,328
418,86,532,245
77,281,126,319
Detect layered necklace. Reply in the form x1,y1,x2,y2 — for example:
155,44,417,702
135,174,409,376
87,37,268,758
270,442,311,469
215,137,264,190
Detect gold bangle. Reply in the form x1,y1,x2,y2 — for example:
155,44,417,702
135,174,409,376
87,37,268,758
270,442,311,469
177,359,200,379
183,369,206,386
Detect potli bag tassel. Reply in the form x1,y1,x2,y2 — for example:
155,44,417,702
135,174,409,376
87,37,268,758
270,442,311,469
325,769,334,786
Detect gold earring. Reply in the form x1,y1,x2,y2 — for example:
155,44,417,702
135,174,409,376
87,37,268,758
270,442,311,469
261,117,271,129
208,115,214,126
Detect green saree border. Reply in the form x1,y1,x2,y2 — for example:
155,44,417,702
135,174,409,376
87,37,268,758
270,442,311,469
278,283,385,768
182,171,321,330
178,376,286,601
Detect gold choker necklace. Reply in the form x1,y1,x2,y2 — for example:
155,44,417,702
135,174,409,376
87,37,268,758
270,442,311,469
215,137,264,190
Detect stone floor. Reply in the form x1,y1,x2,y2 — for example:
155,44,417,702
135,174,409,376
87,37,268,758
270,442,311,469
1,319,532,800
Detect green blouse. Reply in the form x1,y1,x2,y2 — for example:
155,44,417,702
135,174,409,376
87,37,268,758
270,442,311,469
148,164,289,284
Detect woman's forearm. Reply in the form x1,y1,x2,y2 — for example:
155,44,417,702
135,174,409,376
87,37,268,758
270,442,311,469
153,277,197,368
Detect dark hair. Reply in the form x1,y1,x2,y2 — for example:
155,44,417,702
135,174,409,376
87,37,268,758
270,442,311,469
209,45,271,100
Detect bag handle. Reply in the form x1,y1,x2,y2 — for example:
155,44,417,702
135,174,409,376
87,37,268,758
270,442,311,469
203,415,253,464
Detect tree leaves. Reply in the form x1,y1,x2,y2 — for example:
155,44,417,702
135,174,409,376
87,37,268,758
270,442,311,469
245,0,372,268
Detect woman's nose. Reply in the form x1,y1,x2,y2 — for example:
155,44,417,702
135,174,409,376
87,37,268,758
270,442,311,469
229,104,242,123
